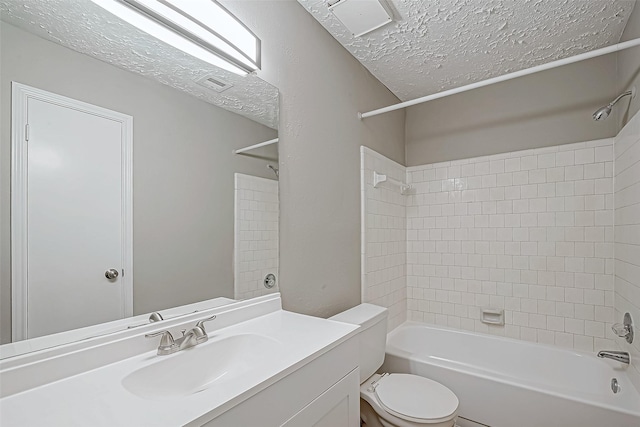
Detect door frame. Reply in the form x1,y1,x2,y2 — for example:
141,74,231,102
11,82,134,341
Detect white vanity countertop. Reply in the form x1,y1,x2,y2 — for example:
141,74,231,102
0,310,358,426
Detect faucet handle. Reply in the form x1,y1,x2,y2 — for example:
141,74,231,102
612,323,630,336
148,312,164,323
145,330,176,353
195,314,217,333
612,312,634,344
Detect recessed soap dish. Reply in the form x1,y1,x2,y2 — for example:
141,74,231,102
481,308,504,325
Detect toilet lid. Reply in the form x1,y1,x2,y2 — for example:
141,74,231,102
374,374,459,423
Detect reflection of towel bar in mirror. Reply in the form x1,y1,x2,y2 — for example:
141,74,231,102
373,171,411,194
234,137,278,154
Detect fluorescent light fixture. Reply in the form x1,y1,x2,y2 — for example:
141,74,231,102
328,0,393,38
91,0,260,75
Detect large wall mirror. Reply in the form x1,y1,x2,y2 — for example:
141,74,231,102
0,0,279,357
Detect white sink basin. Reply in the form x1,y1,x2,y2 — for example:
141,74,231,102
122,333,280,400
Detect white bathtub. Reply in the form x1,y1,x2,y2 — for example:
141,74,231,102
381,322,640,427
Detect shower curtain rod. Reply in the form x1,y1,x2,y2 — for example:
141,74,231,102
359,37,640,119
234,137,278,154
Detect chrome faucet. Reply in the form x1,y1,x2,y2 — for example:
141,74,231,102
145,314,216,355
126,311,165,329
148,312,164,322
597,350,630,364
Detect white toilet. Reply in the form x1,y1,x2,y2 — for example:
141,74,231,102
330,304,459,427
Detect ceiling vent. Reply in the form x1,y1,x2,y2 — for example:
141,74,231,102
328,0,393,37
197,75,234,93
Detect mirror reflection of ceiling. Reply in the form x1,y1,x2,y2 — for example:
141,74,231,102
0,0,278,129
298,0,635,101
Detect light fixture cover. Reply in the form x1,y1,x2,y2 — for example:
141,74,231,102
92,0,259,75
328,0,393,37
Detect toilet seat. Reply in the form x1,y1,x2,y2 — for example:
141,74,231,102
361,374,459,426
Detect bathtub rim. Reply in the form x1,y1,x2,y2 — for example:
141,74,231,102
385,321,640,418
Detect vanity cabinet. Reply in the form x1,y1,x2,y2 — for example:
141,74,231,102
282,369,359,427
198,338,360,427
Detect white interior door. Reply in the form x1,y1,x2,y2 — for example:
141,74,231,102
11,83,133,340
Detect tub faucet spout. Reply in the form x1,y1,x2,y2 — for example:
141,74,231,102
597,350,630,364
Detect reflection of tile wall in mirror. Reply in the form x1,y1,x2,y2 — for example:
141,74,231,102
0,1,279,355
234,173,279,300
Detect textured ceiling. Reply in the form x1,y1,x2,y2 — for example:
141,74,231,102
0,0,279,129
298,0,636,101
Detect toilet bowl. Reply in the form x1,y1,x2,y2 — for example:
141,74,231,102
329,304,458,427
360,373,458,427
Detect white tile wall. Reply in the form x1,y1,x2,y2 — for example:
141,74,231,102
406,140,616,351
361,147,407,331
614,111,640,392
234,173,279,300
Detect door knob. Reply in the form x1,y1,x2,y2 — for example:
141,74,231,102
105,268,119,280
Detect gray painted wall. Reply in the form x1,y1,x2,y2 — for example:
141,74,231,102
618,0,640,130
0,23,277,343
404,54,619,166
223,1,405,319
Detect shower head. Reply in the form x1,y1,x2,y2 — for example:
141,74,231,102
267,164,279,178
592,105,612,121
593,87,636,121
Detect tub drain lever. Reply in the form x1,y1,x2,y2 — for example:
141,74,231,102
611,378,621,394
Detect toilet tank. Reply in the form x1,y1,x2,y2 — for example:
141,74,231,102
329,304,388,382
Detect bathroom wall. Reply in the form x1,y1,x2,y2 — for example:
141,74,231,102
406,140,615,351
404,54,618,165
362,140,618,351
617,0,640,130
0,23,277,343
613,0,640,390
222,1,406,318
613,111,640,390
234,174,279,300
361,147,407,331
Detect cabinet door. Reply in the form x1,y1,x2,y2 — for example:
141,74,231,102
282,368,360,427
